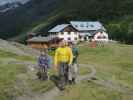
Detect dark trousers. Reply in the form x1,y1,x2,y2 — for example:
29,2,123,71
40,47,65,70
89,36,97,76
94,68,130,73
59,62,69,88
37,66,48,80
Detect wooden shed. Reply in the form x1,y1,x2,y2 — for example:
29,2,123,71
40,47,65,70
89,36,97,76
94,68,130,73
27,36,63,49
27,36,50,49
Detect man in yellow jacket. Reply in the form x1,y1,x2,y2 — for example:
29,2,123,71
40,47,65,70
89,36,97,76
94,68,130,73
54,40,73,90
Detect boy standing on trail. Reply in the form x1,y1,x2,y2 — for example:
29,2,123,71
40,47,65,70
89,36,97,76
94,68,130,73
69,42,79,84
54,40,73,90
37,50,51,80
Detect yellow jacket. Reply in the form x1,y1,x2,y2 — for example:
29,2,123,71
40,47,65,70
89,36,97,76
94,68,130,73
54,46,73,66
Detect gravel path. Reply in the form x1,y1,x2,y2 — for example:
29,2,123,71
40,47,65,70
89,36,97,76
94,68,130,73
16,87,60,100
14,63,96,100
14,62,133,100
80,64,133,95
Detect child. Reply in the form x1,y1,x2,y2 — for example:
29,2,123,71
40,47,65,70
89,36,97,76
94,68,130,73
37,49,51,80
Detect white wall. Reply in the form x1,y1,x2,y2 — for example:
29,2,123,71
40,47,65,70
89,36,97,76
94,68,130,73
94,31,109,42
79,32,91,41
58,32,79,42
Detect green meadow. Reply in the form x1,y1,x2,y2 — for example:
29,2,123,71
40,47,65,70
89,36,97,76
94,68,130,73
0,42,133,100
0,49,54,100
57,43,133,100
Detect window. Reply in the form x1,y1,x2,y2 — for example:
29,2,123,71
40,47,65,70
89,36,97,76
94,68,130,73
60,32,64,35
75,25,78,27
68,37,71,41
74,32,77,35
68,32,71,35
90,25,94,27
74,37,78,40
80,24,84,27
97,36,102,39
103,36,106,39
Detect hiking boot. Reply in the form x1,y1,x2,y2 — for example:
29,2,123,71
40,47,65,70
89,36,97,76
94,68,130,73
42,75,48,81
58,83,65,91
36,71,41,80
68,80,73,85
72,78,76,84
41,72,48,81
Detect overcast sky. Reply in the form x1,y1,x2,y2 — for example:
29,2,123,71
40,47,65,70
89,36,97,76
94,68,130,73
0,0,30,5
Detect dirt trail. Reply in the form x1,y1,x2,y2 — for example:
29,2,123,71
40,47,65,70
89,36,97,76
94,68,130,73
14,63,133,100
80,64,133,95
16,87,60,100
14,63,96,100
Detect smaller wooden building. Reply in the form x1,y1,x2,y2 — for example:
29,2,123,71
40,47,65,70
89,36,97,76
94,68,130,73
27,36,63,50
27,36,50,50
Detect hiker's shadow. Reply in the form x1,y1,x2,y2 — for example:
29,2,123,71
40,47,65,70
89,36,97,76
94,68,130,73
50,75,62,90
50,75,60,88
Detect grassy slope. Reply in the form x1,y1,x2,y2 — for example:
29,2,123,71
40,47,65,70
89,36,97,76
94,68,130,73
57,43,133,100
1,42,133,100
0,50,27,100
79,43,133,88
10,8,62,42
0,49,55,100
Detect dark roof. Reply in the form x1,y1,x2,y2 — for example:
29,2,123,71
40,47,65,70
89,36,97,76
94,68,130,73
70,21,105,31
48,24,70,32
27,36,51,42
48,21,106,33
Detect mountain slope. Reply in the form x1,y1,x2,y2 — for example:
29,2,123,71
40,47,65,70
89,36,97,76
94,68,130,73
0,0,30,6
30,0,133,33
0,39,55,100
0,0,30,13
30,0,133,44
1,0,133,43
0,0,60,39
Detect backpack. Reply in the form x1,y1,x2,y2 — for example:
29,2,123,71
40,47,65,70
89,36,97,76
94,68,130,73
47,56,52,68
72,47,79,58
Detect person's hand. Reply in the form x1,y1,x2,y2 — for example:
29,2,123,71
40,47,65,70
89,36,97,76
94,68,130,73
54,64,58,71
68,63,72,67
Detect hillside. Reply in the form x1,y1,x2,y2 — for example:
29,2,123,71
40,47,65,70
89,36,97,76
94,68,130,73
19,0,133,43
0,39,89,100
0,39,56,100
1,0,133,43
0,39,133,100
57,43,133,100
0,0,60,40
